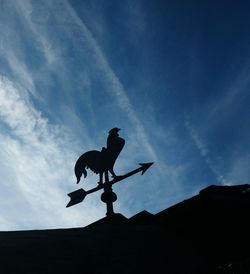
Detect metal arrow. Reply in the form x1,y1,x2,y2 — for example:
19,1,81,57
66,162,154,208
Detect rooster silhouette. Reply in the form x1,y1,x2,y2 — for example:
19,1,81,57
74,128,125,184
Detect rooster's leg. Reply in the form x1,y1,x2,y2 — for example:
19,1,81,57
109,168,117,178
104,171,109,182
98,172,103,185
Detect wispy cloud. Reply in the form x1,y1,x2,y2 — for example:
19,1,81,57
185,67,250,187
209,63,250,119
62,0,158,162
185,120,225,184
186,118,250,186
3,0,157,162
0,76,104,230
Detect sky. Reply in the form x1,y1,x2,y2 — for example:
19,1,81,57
0,0,250,231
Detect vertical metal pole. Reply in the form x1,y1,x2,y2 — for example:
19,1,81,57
105,171,114,216
104,171,109,183
106,189,114,216
101,171,117,217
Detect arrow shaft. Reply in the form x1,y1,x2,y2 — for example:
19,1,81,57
84,166,143,195
87,165,145,193
86,185,102,195
110,166,144,185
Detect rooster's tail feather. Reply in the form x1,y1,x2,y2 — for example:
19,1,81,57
74,156,88,184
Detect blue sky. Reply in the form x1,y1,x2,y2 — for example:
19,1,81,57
0,0,250,230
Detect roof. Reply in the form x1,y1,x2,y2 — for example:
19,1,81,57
1,184,250,273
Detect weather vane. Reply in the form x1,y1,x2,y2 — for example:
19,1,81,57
66,128,154,216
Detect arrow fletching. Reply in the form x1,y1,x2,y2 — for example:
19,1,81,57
66,188,87,208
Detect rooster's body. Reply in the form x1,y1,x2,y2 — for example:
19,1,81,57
74,128,125,184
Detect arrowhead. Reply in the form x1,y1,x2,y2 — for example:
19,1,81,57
139,162,154,175
66,188,87,207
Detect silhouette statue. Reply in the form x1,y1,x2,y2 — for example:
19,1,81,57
74,128,125,185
